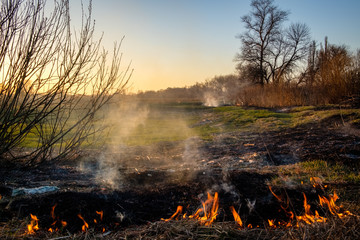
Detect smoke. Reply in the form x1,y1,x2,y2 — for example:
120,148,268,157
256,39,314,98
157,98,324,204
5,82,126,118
78,97,204,189
94,153,122,189
182,137,203,167
200,75,249,107
203,91,225,107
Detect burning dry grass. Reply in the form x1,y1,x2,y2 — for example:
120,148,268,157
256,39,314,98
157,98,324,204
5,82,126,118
111,216,360,240
5,218,359,240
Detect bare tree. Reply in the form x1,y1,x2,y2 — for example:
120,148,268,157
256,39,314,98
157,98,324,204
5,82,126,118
236,0,310,85
0,0,132,165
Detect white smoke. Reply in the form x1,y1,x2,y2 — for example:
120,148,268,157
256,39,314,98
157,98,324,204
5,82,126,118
203,91,224,107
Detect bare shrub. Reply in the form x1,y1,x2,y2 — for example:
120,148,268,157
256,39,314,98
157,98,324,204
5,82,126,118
0,0,131,165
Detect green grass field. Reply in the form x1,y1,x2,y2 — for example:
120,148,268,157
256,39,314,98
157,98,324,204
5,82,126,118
19,102,360,147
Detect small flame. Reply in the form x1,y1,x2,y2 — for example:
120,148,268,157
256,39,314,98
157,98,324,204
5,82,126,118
61,220,67,227
296,192,326,225
310,177,323,189
318,191,353,218
161,192,219,226
189,192,219,226
50,204,57,220
78,214,89,232
268,219,275,228
96,210,104,221
161,206,183,222
26,214,39,234
269,186,283,202
230,206,243,227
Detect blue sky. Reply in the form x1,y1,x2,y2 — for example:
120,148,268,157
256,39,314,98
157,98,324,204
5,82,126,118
72,0,360,91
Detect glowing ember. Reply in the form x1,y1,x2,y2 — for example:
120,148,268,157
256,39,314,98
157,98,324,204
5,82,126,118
26,214,39,235
310,176,327,189
77,214,89,232
61,220,67,227
230,206,243,227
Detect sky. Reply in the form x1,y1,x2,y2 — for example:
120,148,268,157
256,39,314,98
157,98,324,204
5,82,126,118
71,0,360,92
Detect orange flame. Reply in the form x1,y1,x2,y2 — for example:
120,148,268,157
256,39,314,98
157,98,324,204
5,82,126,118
310,177,323,189
77,214,89,232
268,219,275,228
161,192,219,226
230,206,243,227
161,206,183,222
61,220,67,227
296,192,326,225
50,204,57,220
96,210,104,221
318,191,353,218
26,214,39,234
269,186,283,202
189,192,219,226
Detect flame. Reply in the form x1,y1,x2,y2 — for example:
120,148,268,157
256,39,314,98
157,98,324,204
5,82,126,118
310,177,323,189
96,210,104,221
47,204,68,233
50,204,57,220
296,192,327,225
268,219,275,228
161,206,183,222
318,191,353,218
230,206,243,227
78,214,89,232
61,220,67,227
161,192,219,226
268,184,356,228
189,192,219,226
26,214,39,234
269,186,283,202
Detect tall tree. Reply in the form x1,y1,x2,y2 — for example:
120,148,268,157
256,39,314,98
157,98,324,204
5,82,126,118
236,0,310,85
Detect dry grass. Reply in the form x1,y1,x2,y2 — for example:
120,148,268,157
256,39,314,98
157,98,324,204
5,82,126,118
237,84,359,107
113,216,360,240
1,215,359,239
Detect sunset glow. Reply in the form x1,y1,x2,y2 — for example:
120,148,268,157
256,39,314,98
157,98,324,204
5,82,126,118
75,0,360,91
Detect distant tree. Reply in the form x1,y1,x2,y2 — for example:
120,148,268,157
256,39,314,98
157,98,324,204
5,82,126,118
0,0,131,165
316,38,353,102
236,0,310,85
